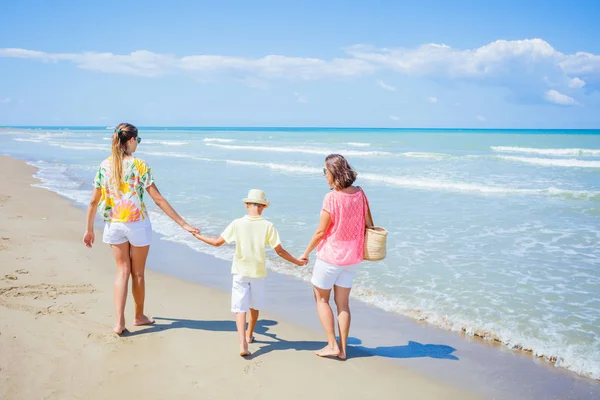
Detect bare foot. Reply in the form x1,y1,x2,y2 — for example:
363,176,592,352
315,344,340,357
240,344,251,357
337,352,347,360
114,317,126,335
133,315,155,326
246,335,254,344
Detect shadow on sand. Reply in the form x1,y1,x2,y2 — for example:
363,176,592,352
124,317,458,361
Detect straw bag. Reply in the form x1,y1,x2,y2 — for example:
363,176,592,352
359,187,388,261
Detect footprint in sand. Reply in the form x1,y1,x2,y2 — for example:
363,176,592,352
2,270,30,281
0,195,10,207
87,332,121,344
0,283,96,315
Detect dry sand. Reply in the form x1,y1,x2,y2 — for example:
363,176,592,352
0,156,480,399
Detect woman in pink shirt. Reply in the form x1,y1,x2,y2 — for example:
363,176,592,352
301,154,372,360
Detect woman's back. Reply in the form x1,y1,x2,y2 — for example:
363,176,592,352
94,157,154,223
317,188,366,266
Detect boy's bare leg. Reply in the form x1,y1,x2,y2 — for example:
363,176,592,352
235,312,250,356
246,308,259,343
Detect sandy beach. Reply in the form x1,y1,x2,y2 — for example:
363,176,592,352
0,155,481,399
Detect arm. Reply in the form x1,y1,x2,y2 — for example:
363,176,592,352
83,188,101,248
146,183,199,234
274,245,306,266
192,233,226,247
302,210,332,260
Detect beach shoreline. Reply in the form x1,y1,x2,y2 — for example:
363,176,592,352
0,156,484,399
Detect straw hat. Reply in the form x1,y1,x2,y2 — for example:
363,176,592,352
243,189,270,207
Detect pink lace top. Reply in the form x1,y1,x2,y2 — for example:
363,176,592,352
316,189,368,266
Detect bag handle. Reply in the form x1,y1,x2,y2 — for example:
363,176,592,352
358,186,374,228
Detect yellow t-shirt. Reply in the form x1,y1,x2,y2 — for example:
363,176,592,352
220,215,281,278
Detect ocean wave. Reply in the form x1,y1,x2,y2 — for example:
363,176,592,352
106,151,600,199
216,160,600,199
47,141,108,151
205,143,393,157
401,152,451,159
225,159,320,174
13,138,44,143
498,156,600,168
136,150,213,162
143,140,190,146
361,173,599,199
203,138,235,143
492,146,600,157
347,283,600,380
136,153,599,199
26,161,91,204
347,142,371,147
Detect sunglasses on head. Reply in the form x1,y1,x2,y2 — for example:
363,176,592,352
136,137,141,144
322,168,327,175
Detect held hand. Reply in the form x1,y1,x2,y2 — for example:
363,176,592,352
182,223,200,235
298,256,309,266
83,231,95,248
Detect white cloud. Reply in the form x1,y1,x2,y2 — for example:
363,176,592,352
1,39,599,100
389,115,400,121
346,39,565,78
428,96,438,104
568,77,586,89
544,89,578,106
293,92,308,103
476,115,486,121
559,51,600,75
0,97,11,103
346,39,600,101
377,80,396,91
0,48,374,80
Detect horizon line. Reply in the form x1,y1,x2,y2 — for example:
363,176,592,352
2,125,600,131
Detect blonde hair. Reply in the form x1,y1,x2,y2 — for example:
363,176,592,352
325,154,357,190
110,123,138,188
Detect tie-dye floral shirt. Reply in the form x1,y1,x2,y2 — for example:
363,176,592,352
93,157,154,222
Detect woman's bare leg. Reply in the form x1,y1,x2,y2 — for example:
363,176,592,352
110,242,131,334
313,286,340,357
130,245,154,326
334,285,352,360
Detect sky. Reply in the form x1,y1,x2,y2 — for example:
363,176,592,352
1,0,599,128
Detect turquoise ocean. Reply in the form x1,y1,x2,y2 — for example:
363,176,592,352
1,126,599,380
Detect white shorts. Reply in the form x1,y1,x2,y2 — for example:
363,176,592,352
231,274,266,313
102,220,152,247
311,258,359,290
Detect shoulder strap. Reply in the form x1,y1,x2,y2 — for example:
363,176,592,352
358,187,374,228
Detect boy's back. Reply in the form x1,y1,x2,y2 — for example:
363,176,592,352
221,215,281,278
191,189,305,357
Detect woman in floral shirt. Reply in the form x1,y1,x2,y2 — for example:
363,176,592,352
83,123,199,335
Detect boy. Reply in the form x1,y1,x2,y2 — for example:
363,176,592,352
192,189,306,356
